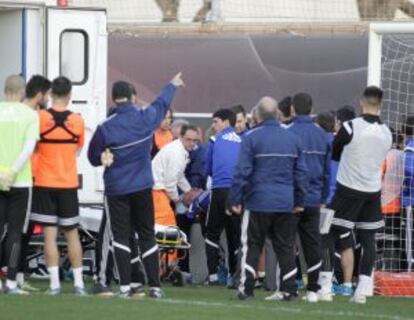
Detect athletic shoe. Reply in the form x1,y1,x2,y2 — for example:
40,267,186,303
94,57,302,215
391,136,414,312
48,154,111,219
181,272,193,285
265,291,296,301
217,265,228,286
92,283,114,298
206,274,220,286
350,294,367,304
45,288,61,296
4,287,29,295
73,286,88,297
131,285,146,298
297,279,305,290
19,282,40,292
318,291,333,302
333,284,354,296
148,287,165,299
117,290,131,299
236,290,254,301
227,276,237,289
30,266,49,279
302,291,319,303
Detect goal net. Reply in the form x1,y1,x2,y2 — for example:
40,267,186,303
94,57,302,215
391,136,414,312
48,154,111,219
69,0,414,24
369,24,414,296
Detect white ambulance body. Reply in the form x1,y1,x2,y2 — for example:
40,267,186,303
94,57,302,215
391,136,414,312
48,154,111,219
0,0,107,205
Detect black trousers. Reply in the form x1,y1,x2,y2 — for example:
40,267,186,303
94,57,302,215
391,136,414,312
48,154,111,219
295,207,322,292
205,188,241,277
94,209,115,286
0,188,30,281
239,211,297,296
176,214,193,273
105,188,159,288
18,222,35,274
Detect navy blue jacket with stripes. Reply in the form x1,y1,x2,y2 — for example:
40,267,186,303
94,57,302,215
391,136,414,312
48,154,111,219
286,115,331,207
87,84,177,196
229,119,308,213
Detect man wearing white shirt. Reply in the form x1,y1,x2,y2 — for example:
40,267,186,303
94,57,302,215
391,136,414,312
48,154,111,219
152,124,199,226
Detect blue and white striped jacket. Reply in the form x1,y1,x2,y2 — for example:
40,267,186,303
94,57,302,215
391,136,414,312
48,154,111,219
229,119,308,213
88,84,176,195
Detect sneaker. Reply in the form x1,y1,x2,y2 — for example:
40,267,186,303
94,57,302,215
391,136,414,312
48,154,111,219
19,282,40,292
302,291,318,303
265,291,296,301
181,272,193,285
333,284,354,296
227,276,237,289
148,287,165,299
45,288,61,296
117,290,131,299
131,285,146,299
92,283,114,298
236,290,254,301
350,294,367,304
297,279,305,290
30,265,49,279
4,287,29,295
207,274,220,286
318,291,333,302
73,286,88,297
217,265,228,286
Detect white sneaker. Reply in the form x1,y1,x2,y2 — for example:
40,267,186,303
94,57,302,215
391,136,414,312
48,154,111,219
350,294,367,304
264,291,295,301
303,291,319,303
265,291,285,301
318,291,333,302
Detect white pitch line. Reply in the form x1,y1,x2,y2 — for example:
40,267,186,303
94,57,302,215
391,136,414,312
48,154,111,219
156,298,414,320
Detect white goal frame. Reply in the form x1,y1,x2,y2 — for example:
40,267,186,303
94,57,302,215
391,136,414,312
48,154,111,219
368,23,414,87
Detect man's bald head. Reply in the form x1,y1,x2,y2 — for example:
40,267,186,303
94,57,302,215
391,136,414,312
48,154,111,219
255,96,278,123
4,75,25,102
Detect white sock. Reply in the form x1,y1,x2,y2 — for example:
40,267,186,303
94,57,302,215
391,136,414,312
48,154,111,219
355,274,370,296
48,266,60,290
16,273,25,286
343,282,352,288
209,274,218,282
318,271,333,294
6,280,17,290
72,267,84,289
120,285,130,293
258,271,266,278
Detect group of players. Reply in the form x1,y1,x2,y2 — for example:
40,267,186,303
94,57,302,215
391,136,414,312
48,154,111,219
0,71,393,305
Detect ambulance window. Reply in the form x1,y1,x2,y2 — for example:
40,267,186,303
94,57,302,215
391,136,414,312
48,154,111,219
60,30,88,84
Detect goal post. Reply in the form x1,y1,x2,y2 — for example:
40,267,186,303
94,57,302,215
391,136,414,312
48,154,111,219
368,23,414,86
368,22,414,296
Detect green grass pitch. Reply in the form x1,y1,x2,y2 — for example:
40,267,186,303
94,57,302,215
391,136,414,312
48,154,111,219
1,281,414,320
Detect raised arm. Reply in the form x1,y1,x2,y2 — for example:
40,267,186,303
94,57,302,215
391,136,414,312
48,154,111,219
143,73,184,131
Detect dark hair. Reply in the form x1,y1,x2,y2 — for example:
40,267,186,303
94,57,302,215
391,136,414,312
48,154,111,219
336,105,356,123
25,75,51,98
212,108,236,127
129,83,137,96
405,115,414,137
292,93,313,115
316,112,336,133
279,96,292,118
180,124,199,136
231,105,246,117
51,76,72,97
112,81,132,102
363,86,383,105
